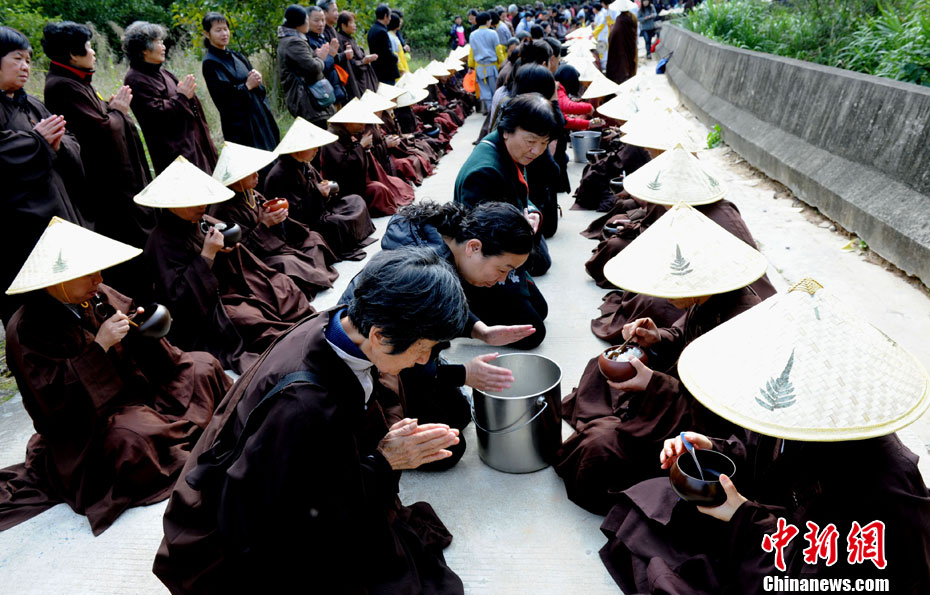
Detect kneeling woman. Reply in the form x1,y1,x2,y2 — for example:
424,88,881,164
1,218,231,535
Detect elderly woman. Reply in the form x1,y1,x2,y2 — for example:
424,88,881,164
335,10,380,99
155,248,468,594
278,4,336,129
0,26,84,325
306,5,347,105
201,12,279,152
0,218,231,535
123,21,216,174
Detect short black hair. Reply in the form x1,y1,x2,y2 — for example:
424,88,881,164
0,26,31,60
476,12,491,26
490,10,500,25
388,12,401,30
529,24,544,39
307,5,324,16
543,36,562,58
317,0,337,11
520,39,552,66
347,247,468,353
284,4,308,28
512,63,555,98
375,4,391,20
337,10,355,30
554,63,581,96
498,92,560,140
41,21,92,64
467,8,479,17
201,11,227,32
398,201,534,257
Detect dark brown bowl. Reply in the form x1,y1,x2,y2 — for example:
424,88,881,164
132,303,173,339
669,449,736,507
213,222,242,247
329,181,340,195
609,177,625,194
586,149,607,164
597,343,649,382
263,198,289,212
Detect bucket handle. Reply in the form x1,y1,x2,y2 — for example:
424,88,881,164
471,396,548,435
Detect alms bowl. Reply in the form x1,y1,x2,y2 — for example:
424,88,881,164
263,198,289,212
586,149,607,164
669,449,736,507
597,343,648,383
133,303,173,339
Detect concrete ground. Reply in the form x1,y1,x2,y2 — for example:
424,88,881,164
2,63,929,593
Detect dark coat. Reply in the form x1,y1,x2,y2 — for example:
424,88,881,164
605,12,638,85
153,311,464,594
277,26,335,126
454,129,533,211
0,89,84,324
201,45,280,151
124,62,217,174
0,285,230,535
367,21,399,83
336,29,381,99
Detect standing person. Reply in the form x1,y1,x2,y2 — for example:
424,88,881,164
306,5,348,105
465,9,479,37
468,12,502,114
123,22,217,175
153,248,469,594
639,0,658,59
0,217,231,536
318,0,353,81
335,10,379,99
201,12,280,152
278,5,336,129
0,26,84,325
450,15,466,49
493,10,511,45
387,12,409,77
367,4,399,84
605,0,638,84
42,21,156,301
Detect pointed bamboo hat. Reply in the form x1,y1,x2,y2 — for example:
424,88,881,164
602,202,768,299
426,60,453,78
623,145,726,205
582,73,621,100
134,156,234,208
396,71,424,90
677,278,930,441
412,68,439,86
213,141,278,186
360,89,396,112
442,56,463,72
610,0,637,12
274,117,339,154
6,217,142,295
394,86,429,108
376,82,406,101
597,92,642,121
328,98,383,124
566,26,593,39
620,110,705,152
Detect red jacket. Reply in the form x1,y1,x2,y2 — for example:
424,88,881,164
557,83,594,130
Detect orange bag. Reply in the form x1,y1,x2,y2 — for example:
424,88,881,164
463,69,476,93
334,64,350,86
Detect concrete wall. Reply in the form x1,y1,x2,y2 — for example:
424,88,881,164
658,25,930,286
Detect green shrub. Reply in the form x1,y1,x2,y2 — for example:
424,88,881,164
1,0,57,63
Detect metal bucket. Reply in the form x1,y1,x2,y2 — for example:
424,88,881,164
471,354,562,473
570,131,602,163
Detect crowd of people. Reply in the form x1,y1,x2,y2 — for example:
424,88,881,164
1,0,929,593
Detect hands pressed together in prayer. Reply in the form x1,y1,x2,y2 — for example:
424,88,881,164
177,74,197,99
363,53,378,64
385,134,402,149
660,431,748,522
33,115,66,151
378,418,460,469
314,45,330,60
245,69,263,90
359,132,373,149
95,307,143,352
344,46,355,60
523,208,541,234
108,85,133,114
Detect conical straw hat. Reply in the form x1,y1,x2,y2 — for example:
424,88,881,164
213,141,278,186
566,26,593,39
602,202,768,299
622,145,726,205
274,117,339,154
677,279,930,441
413,68,439,86
376,82,406,100
620,109,705,152
582,73,621,100
6,217,142,295
396,71,424,90
360,89,396,112
597,92,643,121
134,156,234,208
328,98,383,124
426,60,452,77
394,86,429,108
443,57,463,72
610,0,637,12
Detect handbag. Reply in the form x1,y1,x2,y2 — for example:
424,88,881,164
307,77,336,109
463,69,476,93
334,64,350,85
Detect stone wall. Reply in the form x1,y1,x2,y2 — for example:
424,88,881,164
658,25,930,286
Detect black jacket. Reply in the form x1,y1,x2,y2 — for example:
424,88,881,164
367,21,399,83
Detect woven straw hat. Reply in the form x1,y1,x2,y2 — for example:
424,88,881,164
582,73,621,100
6,217,142,295
597,92,643,121
394,86,429,108
678,278,930,441
620,109,705,152
134,156,234,208
610,0,637,12
213,141,277,186
442,56,463,72
274,117,339,154
603,202,768,299
412,68,439,86
376,82,406,100
623,145,726,205
396,71,424,90
426,60,452,77
566,26,593,39
449,45,470,61
329,98,383,124
360,89,396,112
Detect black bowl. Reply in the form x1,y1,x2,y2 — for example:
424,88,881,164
609,177,625,194
669,449,737,507
132,303,173,339
213,222,242,247
586,149,607,164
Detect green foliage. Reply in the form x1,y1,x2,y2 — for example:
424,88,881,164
39,0,172,56
679,0,930,86
1,0,57,63
706,123,722,148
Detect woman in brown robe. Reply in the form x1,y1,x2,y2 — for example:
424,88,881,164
210,142,339,300
0,218,231,535
137,157,312,373
264,117,375,260
605,8,638,85
335,11,380,99
123,21,217,174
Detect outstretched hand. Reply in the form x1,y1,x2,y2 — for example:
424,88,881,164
474,322,536,346
465,353,514,392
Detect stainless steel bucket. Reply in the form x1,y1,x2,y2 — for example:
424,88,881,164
472,354,562,473
570,131,602,163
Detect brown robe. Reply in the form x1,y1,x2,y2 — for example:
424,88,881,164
381,111,440,169
264,155,376,260
573,142,652,211
605,12,638,85
209,189,339,300
144,211,312,373
124,62,218,174
153,310,464,594
370,124,426,185
600,432,930,594
590,199,779,343
336,29,381,100
0,285,231,535
0,89,84,325
556,287,761,515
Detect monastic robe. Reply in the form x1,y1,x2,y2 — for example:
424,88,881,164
264,154,375,260
605,12,638,85
144,211,311,373
153,310,464,594
0,285,231,535
336,29,381,100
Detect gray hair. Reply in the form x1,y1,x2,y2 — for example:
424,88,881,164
123,21,167,63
